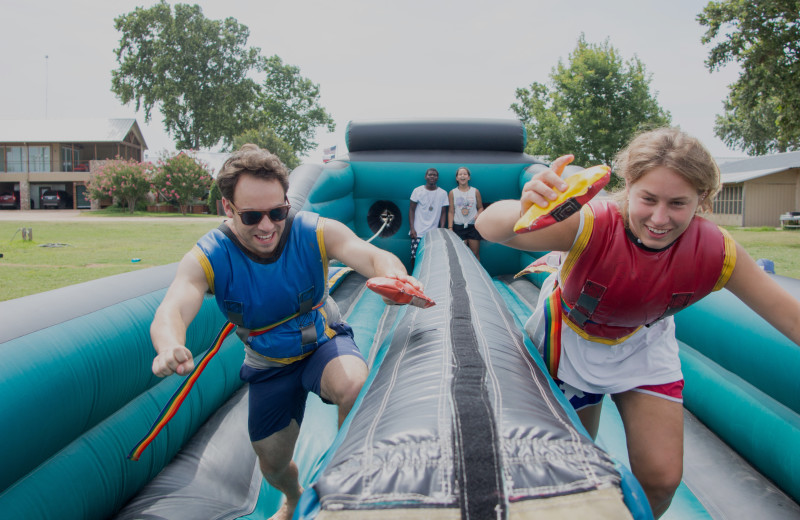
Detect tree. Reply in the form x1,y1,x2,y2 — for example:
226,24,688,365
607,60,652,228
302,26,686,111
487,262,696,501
698,1,800,154
87,158,154,213
252,55,335,157
151,152,213,215
714,94,786,156
111,1,261,149
511,35,671,190
231,127,301,170
207,180,222,215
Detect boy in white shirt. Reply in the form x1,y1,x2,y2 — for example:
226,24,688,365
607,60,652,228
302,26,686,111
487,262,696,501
409,168,449,269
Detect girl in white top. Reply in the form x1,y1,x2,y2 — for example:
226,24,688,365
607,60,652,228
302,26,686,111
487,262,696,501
447,167,484,259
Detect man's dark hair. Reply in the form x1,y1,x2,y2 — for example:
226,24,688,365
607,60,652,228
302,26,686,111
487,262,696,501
216,144,290,203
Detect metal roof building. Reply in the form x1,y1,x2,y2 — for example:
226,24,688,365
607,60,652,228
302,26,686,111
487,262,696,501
0,118,148,210
0,119,147,148
709,151,800,228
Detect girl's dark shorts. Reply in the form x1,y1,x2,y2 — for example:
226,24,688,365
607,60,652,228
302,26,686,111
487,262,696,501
453,223,482,241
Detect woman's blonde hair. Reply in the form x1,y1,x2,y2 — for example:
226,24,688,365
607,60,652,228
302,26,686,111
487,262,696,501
613,127,720,221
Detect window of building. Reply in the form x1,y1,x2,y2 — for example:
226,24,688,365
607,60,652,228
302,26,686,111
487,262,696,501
62,146,81,172
5,147,27,172
29,146,51,172
713,184,743,215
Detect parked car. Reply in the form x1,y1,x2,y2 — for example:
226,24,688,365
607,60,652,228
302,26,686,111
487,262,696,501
0,191,20,209
40,190,73,209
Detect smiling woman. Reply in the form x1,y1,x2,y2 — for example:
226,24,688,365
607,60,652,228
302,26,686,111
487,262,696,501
476,126,800,518
624,166,703,249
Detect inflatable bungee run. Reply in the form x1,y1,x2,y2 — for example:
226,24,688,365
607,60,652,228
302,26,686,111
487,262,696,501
1,119,799,520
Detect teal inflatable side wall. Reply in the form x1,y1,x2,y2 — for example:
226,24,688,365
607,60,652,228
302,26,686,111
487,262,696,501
0,269,244,519
674,289,800,503
679,343,800,503
674,289,800,414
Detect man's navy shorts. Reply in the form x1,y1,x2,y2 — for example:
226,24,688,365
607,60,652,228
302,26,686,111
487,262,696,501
239,322,364,442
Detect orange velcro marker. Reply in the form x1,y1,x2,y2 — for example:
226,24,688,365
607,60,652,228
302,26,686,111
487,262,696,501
366,277,436,308
514,165,611,233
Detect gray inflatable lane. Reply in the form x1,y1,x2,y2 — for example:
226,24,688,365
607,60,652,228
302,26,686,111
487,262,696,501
113,387,261,519
310,229,636,518
681,409,800,519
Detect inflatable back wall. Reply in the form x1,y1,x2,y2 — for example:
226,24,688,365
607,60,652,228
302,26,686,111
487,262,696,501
0,266,244,519
292,119,549,276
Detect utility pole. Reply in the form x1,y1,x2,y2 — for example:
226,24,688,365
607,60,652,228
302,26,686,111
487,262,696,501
45,55,49,119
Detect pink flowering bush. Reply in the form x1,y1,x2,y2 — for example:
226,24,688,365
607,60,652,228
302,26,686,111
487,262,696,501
151,152,213,215
86,157,155,213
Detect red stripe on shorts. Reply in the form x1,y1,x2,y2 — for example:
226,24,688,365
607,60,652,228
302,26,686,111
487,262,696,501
636,380,684,400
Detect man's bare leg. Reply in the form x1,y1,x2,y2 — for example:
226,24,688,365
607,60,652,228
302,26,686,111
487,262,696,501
320,354,369,427
252,420,303,520
256,353,367,519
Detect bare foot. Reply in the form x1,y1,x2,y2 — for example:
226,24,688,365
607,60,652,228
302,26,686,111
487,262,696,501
268,502,292,520
269,488,304,520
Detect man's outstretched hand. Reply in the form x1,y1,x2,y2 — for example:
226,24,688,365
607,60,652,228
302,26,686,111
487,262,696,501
366,276,435,308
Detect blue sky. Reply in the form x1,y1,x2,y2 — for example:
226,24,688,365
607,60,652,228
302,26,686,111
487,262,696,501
1,0,745,163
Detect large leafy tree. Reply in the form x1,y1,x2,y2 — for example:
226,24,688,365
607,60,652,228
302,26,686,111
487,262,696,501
511,35,670,189
231,128,300,170
698,1,800,154
111,1,261,149
251,55,336,157
112,3,335,156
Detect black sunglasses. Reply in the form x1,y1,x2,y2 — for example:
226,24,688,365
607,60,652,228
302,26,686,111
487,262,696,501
229,200,291,226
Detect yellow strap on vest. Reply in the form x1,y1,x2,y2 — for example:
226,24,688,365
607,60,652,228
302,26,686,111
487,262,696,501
191,245,215,293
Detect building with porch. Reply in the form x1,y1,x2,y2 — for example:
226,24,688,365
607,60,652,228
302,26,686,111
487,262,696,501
0,118,147,210
707,151,800,228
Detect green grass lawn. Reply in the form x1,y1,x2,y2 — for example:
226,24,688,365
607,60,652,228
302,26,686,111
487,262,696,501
0,216,222,301
725,226,800,279
0,216,798,302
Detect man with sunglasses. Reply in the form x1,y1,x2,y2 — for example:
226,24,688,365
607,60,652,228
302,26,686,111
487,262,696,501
150,144,421,520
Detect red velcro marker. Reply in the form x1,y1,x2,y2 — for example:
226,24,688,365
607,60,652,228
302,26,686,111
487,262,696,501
366,277,436,308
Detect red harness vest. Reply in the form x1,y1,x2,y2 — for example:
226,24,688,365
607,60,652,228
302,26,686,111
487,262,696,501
559,201,736,343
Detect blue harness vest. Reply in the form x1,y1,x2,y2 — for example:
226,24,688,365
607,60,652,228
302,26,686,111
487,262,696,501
193,211,333,362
